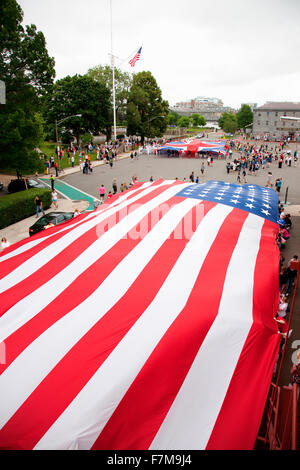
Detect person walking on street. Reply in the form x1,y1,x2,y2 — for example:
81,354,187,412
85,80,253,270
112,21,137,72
112,178,117,194
266,172,272,187
242,169,247,183
99,184,106,201
35,196,45,217
51,190,58,209
50,175,55,191
275,177,282,193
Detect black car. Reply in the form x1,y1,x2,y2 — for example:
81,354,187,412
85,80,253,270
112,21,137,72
8,178,47,193
29,212,74,236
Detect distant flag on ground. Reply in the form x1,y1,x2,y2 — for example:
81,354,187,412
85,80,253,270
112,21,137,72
129,47,142,67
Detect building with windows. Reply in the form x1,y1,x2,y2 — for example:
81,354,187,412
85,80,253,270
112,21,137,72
170,96,233,123
252,102,300,140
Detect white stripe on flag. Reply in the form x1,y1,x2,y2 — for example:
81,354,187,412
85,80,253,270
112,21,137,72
0,197,203,427
0,182,188,343
149,213,264,450
33,204,233,450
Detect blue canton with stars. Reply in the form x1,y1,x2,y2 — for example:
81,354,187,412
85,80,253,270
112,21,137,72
176,181,279,224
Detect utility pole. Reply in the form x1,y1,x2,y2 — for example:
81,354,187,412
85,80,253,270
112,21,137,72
110,0,117,142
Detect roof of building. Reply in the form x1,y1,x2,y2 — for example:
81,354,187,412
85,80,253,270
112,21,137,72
256,102,300,111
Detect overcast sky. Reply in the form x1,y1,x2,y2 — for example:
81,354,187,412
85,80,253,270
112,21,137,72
18,0,300,109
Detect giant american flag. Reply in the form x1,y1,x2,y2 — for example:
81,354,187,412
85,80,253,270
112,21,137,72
0,179,281,450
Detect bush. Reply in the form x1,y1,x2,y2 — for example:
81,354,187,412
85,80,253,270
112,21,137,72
0,188,52,229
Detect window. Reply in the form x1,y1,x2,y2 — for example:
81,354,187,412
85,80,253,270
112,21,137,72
275,112,278,117
266,121,269,125
258,121,260,126
274,121,277,126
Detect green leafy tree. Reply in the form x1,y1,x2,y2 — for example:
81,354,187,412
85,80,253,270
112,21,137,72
44,75,111,145
126,71,169,144
191,113,206,127
218,112,238,134
168,112,180,126
177,116,191,128
0,0,55,173
236,104,253,130
86,65,132,126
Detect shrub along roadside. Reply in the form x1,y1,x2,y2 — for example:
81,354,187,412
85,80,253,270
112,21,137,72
0,188,52,229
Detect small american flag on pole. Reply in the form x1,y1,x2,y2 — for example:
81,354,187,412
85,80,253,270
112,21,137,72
129,47,142,67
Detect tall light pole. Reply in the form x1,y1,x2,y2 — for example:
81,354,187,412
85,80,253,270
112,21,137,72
55,114,82,169
110,0,117,143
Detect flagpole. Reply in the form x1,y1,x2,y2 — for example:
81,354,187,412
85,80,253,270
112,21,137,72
110,0,117,142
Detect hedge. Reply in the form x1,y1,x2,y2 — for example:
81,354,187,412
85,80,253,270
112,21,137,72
0,188,52,229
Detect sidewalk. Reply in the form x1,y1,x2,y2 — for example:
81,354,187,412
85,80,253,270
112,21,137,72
42,151,132,179
0,198,89,247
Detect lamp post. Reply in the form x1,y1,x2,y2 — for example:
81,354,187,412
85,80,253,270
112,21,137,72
55,114,82,169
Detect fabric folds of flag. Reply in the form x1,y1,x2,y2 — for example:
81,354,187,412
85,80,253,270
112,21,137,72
129,47,142,67
0,180,281,450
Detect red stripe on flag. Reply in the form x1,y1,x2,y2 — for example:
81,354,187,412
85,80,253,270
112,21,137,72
91,208,248,450
0,202,214,450
0,193,185,372
206,219,280,450
0,182,176,317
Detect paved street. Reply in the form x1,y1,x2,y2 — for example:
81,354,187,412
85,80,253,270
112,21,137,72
62,150,300,206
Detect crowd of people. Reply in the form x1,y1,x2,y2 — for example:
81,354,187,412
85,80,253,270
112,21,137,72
95,175,139,206
273,202,299,384
224,141,298,183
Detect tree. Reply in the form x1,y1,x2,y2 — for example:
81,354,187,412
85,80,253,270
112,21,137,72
168,111,180,126
86,65,132,126
218,112,238,134
177,116,191,128
236,104,253,130
44,75,111,145
126,71,169,145
191,113,206,127
0,0,55,173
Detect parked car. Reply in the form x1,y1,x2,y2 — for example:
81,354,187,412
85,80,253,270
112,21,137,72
7,178,47,193
29,212,74,236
